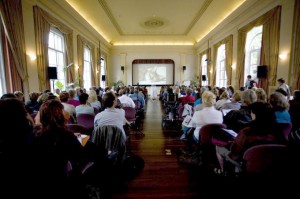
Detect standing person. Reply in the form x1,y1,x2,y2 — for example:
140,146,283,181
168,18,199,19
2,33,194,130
277,78,291,100
245,75,252,89
245,75,257,89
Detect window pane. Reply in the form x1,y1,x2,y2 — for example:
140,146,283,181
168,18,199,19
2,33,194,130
48,49,56,66
56,35,63,51
57,52,64,67
57,66,64,79
244,25,262,84
48,32,54,48
48,29,65,92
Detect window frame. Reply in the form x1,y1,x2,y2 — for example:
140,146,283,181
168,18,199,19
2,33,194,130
48,28,66,92
216,44,227,87
244,25,263,84
83,45,92,90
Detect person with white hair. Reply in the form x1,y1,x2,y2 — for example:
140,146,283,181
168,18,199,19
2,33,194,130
189,91,223,142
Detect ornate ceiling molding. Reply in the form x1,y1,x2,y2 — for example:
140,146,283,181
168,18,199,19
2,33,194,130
97,0,213,36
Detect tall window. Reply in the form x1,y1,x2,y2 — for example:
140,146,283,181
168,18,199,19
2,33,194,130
0,23,6,97
48,28,66,92
201,54,208,86
100,57,106,88
216,44,226,87
83,46,92,90
244,25,262,83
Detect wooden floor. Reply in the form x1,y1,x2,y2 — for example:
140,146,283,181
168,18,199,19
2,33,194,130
109,99,295,198
111,99,214,199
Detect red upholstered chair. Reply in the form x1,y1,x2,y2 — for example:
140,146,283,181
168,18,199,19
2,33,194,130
66,124,90,135
76,114,95,134
123,106,142,134
276,123,292,141
242,144,289,175
199,123,227,168
200,123,227,144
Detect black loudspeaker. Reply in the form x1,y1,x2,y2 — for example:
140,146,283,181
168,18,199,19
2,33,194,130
202,75,207,81
48,67,57,79
101,75,106,81
257,65,267,78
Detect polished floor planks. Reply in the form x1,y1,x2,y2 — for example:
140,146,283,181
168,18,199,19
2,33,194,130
112,99,203,198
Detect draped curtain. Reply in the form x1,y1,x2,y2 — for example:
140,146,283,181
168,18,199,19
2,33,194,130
236,6,281,93
212,34,233,86
291,0,300,90
77,35,95,88
0,0,28,95
33,6,73,91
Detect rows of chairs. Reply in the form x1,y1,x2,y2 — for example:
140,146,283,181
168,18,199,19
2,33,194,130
196,123,297,178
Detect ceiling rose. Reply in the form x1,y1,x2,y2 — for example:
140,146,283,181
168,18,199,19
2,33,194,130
141,18,166,29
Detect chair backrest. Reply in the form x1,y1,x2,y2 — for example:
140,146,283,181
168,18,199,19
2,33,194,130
66,124,90,135
200,123,227,144
91,125,126,164
76,114,95,130
123,106,136,122
242,144,289,174
276,123,292,141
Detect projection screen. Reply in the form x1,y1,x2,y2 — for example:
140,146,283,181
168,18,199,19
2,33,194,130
132,59,174,86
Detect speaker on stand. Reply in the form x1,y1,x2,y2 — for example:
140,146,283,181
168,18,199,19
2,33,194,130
48,67,57,92
257,65,267,78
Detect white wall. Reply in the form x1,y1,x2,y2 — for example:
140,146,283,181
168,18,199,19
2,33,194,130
109,45,196,86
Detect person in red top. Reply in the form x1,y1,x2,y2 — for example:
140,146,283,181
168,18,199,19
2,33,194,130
180,88,195,104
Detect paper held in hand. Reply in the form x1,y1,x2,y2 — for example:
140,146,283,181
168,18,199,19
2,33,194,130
182,115,193,127
221,128,238,137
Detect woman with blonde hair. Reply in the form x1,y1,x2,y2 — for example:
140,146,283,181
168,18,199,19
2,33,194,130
255,88,267,102
88,89,101,111
189,91,223,142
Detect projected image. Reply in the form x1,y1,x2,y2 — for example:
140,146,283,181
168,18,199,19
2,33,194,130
143,66,166,84
133,63,174,86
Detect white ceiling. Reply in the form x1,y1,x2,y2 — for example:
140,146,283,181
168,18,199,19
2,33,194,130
64,0,246,45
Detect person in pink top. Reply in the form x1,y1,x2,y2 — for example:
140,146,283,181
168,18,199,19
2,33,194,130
68,89,80,107
180,88,195,104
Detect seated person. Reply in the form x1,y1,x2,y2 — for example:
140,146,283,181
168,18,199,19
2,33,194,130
180,88,195,105
215,102,286,174
75,93,95,116
269,92,291,123
222,92,241,110
215,91,231,110
289,90,300,131
94,92,130,141
118,89,135,108
181,91,222,142
223,89,257,132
